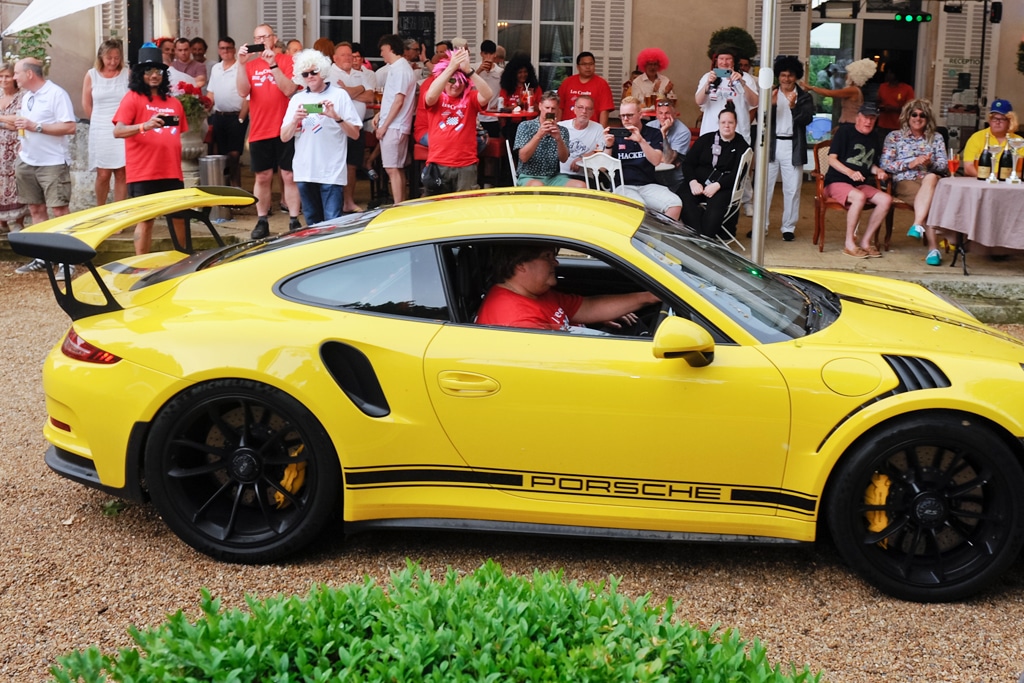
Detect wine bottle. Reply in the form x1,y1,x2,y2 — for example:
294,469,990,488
998,144,1013,181
977,132,992,180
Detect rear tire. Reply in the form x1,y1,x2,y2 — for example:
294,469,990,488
828,414,1024,602
145,379,341,563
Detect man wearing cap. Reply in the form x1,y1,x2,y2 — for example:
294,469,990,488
963,99,1021,177
823,102,891,259
10,57,77,276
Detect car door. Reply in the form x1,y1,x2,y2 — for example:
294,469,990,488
423,320,794,518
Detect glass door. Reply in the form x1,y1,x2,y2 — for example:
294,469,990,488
495,0,577,91
808,20,860,130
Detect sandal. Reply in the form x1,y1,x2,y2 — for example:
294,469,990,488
843,247,869,259
864,246,882,258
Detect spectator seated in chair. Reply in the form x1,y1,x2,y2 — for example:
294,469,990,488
679,101,749,239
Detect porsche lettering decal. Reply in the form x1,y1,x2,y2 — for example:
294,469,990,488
345,466,817,514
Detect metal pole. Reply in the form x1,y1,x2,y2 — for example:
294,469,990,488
750,0,777,264
975,0,989,131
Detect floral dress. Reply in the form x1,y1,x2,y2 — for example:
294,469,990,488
0,89,27,225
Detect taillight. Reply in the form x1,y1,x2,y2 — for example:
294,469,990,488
61,329,120,364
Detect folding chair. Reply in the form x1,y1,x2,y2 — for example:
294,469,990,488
579,152,623,192
717,148,753,252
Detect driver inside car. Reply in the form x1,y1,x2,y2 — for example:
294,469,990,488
475,243,661,331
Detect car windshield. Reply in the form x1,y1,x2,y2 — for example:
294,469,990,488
632,217,837,342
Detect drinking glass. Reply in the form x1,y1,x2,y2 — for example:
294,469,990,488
947,150,960,176
986,143,1003,183
1006,138,1024,184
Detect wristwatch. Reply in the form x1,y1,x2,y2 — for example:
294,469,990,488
269,62,279,69
35,123,43,133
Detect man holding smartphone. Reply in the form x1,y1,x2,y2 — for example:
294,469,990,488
238,23,302,237
514,92,586,187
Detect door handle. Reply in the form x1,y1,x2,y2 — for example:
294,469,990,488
437,371,500,397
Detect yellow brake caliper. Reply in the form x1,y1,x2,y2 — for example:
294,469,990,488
274,444,307,509
864,472,891,549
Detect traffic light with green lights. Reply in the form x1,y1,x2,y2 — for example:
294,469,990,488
895,12,932,22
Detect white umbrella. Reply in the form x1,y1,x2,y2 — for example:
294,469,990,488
2,0,110,37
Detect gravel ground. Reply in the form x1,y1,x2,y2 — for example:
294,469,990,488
2,273,1024,682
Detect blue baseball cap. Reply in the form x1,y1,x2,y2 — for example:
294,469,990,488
990,99,1012,116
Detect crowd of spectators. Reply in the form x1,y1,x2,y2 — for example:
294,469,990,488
4,26,1020,279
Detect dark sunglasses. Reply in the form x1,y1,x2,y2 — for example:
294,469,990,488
656,100,672,107
909,111,927,119
301,70,319,78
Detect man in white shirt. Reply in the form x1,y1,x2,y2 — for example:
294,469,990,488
207,37,247,186
558,95,604,181
695,46,758,142
374,34,416,203
333,41,375,212
11,58,77,276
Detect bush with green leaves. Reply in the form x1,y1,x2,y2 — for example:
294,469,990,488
2,23,52,74
50,560,821,682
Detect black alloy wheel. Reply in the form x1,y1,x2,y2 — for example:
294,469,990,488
145,379,341,562
828,414,1024,602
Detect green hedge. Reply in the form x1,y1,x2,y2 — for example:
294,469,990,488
51,560,821,682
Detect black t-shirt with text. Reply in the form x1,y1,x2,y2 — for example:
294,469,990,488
824,123,880,186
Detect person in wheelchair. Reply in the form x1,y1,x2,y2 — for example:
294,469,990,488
679,101,749,240
475,243,660,332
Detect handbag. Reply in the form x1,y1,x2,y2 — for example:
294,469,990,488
421,162,444,191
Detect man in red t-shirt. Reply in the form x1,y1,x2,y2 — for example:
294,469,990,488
237,23,301,238
422,48,493,195
475,244,660,330
557,52,615,127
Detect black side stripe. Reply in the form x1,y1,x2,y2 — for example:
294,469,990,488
730,488,816,512
346,468,523,487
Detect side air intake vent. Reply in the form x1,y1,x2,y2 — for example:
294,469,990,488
883,355,951,392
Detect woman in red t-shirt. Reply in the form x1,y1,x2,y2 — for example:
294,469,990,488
113,43,187,255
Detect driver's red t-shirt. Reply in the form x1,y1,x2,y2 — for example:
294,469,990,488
475,285,582,330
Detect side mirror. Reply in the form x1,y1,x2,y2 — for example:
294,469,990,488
652,316,715,367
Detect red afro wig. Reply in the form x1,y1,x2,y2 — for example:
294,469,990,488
636,47,669,71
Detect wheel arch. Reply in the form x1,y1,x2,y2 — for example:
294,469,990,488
816,407,1024,542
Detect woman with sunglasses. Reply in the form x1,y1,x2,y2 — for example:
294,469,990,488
962,99,1021,178
113,43,187,255
880,99,947,266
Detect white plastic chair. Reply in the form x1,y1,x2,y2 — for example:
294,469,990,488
717,148,754,252
506,139,518,186
579,152,624,193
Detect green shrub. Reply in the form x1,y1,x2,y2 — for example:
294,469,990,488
50,560,821,682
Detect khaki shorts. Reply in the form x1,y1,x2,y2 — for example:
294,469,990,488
380,128,409,169
15,159,71,208
894,179,921,204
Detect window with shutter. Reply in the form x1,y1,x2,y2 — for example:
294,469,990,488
260,0,302,45
750,0,809,63
438,0,481,58
583,0,631,106
179,0,201,41
932,2,999,133
99,0,128,43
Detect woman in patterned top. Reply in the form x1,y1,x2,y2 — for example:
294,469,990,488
880,98,947,266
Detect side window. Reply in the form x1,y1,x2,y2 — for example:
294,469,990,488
280,245,449,321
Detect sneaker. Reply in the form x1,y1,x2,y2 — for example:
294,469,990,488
251,218,270,239
926,249,942,266
907,224,925,239
288,217,303,232
367,168,379,181
14,258,48,274
54,264,75,282
782,232,795,242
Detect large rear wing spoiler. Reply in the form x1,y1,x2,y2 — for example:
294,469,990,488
8,186,256,320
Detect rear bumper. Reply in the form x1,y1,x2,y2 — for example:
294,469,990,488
44,421,149,503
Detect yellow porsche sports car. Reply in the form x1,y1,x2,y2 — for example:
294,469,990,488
11,186,1024,602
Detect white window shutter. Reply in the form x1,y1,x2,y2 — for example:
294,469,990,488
750,0,809,63
260,0,303,44
97,0,128,43
400,0,438,11
933,3,999,127
179,0,201,40
583,0,632,106
437,0,481,52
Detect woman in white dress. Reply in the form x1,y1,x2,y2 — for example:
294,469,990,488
82,40,128,205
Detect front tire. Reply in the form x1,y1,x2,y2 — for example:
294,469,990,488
145,379,341,563
828,414,1024,602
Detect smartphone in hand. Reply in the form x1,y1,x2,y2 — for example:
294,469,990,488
713,68,733,79
243,43,264,54
544,112,557,121
610,127,630,138
157,114,180,126
302,103,324,114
